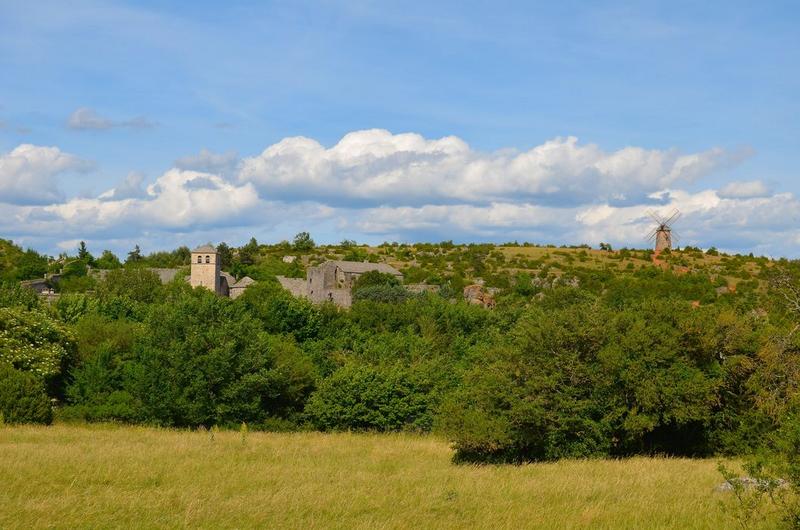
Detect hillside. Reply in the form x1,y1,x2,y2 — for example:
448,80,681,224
235,240,772,305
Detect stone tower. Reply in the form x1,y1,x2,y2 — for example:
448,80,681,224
190,244,220,294
655,227,672,253
647,209,681,253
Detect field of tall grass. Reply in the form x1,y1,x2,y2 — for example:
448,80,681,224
0,424,775,529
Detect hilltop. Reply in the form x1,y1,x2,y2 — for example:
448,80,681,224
1,236,777,306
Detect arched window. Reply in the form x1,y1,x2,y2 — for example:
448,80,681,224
205,255,210,264
196,255,202,264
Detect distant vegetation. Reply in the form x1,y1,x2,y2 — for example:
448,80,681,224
3,235,800,525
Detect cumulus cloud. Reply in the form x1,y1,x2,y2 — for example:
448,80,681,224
98,172,148,201
346,188,800,254
67,107,157,130
42,169,261,234
718,180,770,199
238,129,740,207
0,144,92,204
4,130,799,257
175,148,239,176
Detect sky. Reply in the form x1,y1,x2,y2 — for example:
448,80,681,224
0,0,799,257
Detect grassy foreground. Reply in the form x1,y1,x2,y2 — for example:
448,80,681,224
0,424,773,529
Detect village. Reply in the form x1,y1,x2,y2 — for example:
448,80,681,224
18,210,682,310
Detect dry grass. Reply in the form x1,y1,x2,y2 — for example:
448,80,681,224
0,424,774,529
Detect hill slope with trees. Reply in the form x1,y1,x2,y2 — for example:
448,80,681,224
2,237,800,485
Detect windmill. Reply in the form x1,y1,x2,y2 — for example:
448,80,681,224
646,209,681,252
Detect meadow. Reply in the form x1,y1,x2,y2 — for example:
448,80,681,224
0,424,775,529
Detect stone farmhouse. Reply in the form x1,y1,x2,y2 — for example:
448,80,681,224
278,260,403,308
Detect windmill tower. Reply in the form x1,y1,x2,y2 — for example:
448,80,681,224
647,209,681,253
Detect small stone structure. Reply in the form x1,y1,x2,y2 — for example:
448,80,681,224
277,260,403,308
20,278,54,295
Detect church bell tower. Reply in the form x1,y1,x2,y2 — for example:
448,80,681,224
190,244,221,294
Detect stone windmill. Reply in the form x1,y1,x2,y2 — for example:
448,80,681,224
647,209,681,252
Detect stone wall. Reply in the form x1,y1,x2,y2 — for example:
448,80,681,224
276,276,309,298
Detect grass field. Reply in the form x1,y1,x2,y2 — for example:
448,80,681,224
0,424,775,529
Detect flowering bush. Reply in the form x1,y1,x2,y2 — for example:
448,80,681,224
0,307,74,383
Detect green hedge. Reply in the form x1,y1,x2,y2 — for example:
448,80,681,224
0,363,52,424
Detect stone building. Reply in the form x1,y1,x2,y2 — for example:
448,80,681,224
229,276,255,299
190,244,222,294
277,260,403,308
20,243,254,300
190,244,253,298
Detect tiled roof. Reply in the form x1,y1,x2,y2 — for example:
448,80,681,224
328,260,402,276
220,271,235,287
232,276,255,288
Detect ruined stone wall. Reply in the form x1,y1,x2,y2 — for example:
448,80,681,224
276,276,309,298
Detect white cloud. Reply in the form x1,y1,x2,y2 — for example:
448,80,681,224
0,144,91,204
3,131,799,258
343,188,800,254
98,172,148,201
718,180,770,199
43,169,261,233
175,148,239,176
239,129,737,207
67,107,157,130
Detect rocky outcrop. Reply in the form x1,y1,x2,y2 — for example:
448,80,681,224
463,284,496,309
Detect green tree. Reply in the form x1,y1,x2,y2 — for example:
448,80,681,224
293,232,315,252
216,242,233,269
98,268,163,303
95,250,122,269
121,289,317,427
238,237,259,266
77,241,92,261
126,245,143,264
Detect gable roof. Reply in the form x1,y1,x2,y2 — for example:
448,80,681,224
220,271,235,287
327,260,402,276
192,244,217,253
232,276,255,288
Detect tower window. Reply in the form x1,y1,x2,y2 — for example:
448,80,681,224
196,255,202,264
205,255,210,264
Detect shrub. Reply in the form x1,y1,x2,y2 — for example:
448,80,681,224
352,270,401,290
352,284,411,304
0,307,75,392
0,363,52,424
305,364,432,431
0,282,41,310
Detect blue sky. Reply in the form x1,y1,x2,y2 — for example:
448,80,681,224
1,1,799,256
